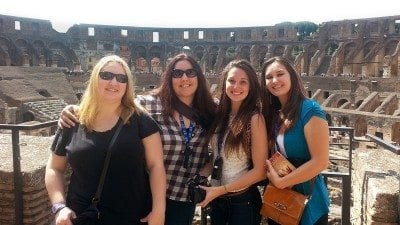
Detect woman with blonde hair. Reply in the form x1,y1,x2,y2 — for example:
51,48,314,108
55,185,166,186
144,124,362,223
46,55,166,225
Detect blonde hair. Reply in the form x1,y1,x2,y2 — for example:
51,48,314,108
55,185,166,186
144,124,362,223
79,55,143,131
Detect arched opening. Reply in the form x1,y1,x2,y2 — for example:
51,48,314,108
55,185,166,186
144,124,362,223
22,112,35,122
337,99,348,108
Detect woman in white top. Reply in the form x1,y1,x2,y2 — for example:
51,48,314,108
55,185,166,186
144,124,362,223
199,60,268,225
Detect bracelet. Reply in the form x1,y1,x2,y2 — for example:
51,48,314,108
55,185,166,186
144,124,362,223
51,202,66,214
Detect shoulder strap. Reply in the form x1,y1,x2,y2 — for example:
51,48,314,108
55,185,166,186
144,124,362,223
92,119,124,204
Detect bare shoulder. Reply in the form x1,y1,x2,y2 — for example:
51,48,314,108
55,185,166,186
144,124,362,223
251,113,266,126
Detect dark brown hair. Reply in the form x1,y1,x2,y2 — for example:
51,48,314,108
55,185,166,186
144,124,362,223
153,53,216,130
260,56,306,149
211,59,263,157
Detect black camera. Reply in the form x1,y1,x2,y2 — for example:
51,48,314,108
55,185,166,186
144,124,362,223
211,156,223,180
187,174,210,203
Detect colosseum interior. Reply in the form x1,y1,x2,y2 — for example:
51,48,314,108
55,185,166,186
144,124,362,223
0,14,399,225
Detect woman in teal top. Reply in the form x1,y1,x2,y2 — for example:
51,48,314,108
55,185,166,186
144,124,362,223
260,56,330,225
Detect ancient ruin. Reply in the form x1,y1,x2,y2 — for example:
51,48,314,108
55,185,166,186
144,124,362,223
0,14,399,225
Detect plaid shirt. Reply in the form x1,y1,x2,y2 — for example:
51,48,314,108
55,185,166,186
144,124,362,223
136,95,210,202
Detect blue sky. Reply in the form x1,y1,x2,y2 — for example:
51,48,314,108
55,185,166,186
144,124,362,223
1,0,399,32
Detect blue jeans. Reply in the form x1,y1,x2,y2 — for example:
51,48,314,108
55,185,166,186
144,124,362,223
165,199,196,225
210,186,261,225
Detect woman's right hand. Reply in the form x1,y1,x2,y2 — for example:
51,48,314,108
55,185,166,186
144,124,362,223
55,207,76,225
58,105,79,128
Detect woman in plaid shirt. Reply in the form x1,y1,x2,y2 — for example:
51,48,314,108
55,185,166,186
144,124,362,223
59,53,217,225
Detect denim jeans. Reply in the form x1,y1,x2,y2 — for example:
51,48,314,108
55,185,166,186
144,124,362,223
210,186,261,225
165,198,196,225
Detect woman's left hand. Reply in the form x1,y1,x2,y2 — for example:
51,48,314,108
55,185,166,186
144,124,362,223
197,185,225,208
140,210,164,225
265,160,285,189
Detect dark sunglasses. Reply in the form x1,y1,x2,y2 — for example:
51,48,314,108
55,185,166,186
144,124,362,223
171,69,197,78
99,71,128,83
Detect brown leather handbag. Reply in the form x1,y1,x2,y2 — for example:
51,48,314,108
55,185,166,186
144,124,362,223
260,184,309,225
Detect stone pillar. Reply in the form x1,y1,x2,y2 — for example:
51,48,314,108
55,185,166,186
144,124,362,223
350,79,357,106
371,80,378,92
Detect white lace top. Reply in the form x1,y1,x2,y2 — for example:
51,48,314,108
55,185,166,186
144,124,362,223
210,133,250,186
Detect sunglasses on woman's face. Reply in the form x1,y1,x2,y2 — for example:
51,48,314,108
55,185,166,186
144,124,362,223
171,69,197,78
99,71,128,83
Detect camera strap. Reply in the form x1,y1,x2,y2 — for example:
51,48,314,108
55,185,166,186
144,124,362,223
179,113,195,168
216,132,224,157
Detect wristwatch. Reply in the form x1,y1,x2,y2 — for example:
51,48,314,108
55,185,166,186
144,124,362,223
51,202,66,214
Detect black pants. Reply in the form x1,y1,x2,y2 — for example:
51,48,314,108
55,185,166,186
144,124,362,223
165,198,196,225
267,214,328,225
210,186,262,225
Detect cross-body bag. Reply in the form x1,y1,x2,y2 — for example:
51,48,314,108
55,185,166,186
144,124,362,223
72,120,124,225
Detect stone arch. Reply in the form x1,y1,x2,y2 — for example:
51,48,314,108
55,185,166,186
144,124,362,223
291,45,303,57
0,46,10,66
384,40,399,56
325,42,338,56
258,45,267,68
33,40,46,55
363,41,377,58
150,57,161,73
337,98,349,108
237,45,251,61
273,45,285,56
52,53,67,67
208,46,219,70
48,41,76,68
340,116,350,127
103,43,113,51
354,117,367,137
0,36,11,53
149,45,162,72
135,57,147,72
15,38,29,51
391,122,400,144
194,45,205,61
22,112,35,122
344,42,357,60
132,45,147,60
355,99,364,109
15,38,37,66
307,43,318,58
0,36,21,66
149,46,162,59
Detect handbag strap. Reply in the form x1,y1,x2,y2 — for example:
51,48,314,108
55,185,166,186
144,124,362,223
92,119,124,204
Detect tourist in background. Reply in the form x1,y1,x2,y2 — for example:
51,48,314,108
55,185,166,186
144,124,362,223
261,56,330,225
58,53,217,225
46,55,166,225
198,60,268,225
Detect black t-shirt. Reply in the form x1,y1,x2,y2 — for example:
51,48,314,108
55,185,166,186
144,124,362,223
52,113,160,225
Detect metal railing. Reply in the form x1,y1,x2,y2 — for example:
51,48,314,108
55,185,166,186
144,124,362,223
365,133,400,155
324,126,354,225
0,121,57,225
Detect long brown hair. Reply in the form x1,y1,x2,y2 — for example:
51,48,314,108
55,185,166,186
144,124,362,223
260,56,306,149
152,53,216,130
210,60,263,157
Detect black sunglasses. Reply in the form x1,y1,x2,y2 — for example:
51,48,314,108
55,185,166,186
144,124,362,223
171,69,197,78
99,71,128,83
